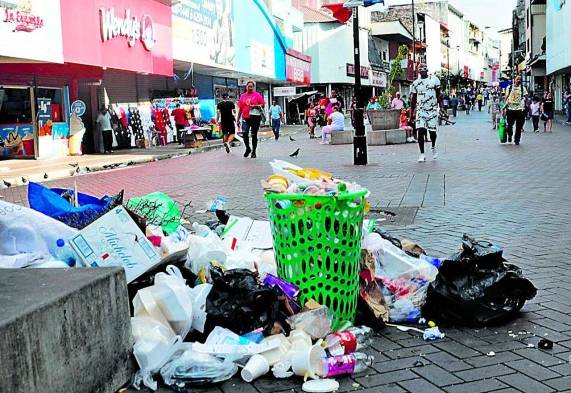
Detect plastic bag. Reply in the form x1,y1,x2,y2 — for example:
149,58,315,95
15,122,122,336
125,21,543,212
126,192,181,235
160,344,238,387
204,267,280,336
422,235,537,326
133,265,193,339
286,305,332,339
27,182,123,229
0,200,78,259
131,317,182,391
185,223,227,277
498,117,507,143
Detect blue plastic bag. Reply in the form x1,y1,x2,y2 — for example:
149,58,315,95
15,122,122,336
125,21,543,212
28,182,123,229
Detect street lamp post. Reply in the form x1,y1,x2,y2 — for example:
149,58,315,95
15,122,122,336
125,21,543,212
352,7,367,165
447,37,450,93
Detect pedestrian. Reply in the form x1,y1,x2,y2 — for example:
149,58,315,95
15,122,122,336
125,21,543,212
366,96,382,110
269,98,284,140
450,94,458,117
96,106,114,154
465,94,471,115
320,104,345,144
391,92,404,110
490,96,501,130
237,80,265,158
410,63,442,162
541,91,554,133
349,96,357,128
564,89,571,124
329,89,345,113
305,102,317,138
216,93,236,153
400,109,415,142
503,75,528,145
530,96,540,132
172,103,189,145
477,92,483,111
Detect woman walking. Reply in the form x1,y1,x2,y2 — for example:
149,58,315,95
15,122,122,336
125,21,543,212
237,80,265,158
305,102,317,138
541,92,554,133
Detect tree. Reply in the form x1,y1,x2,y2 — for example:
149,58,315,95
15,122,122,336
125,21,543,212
379,45,409,108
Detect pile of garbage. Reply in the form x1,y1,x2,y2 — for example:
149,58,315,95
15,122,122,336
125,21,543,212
0,162,537,392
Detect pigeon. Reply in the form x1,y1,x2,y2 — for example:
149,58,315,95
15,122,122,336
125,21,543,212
289,136,296,141
69,163,79,168
85,167,91,173
289,148,300,158
21,177,28,184
2,180,11,188
75,166,81,174
43,173,48,179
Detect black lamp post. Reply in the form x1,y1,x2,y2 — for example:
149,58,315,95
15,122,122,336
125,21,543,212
352,7,367,166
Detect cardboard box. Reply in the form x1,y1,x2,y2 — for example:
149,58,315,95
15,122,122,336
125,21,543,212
69,206,161,283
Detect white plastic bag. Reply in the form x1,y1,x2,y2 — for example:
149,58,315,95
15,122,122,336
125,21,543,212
131,316,182,391
0,200,77,258
133,266,193,339
188,283,212,333
185,223,227,276
160,344,238,387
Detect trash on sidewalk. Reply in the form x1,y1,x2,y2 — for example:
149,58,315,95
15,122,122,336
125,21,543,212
27,181,123,229
422,234,537,326
68,206,162,283
0,199,78,268
126,192,181,235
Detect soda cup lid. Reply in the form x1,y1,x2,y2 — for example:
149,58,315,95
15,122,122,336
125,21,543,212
302,379,340,393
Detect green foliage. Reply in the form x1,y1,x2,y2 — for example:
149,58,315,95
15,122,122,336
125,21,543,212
379,45,409,108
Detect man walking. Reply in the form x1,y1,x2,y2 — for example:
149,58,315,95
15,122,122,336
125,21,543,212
450,94,458,117
269,98,284,140
410,63,442,162
503,75,528,145
216,93,236,153
96,106,114,154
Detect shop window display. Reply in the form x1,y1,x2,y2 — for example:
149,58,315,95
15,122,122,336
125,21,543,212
0,87,34,158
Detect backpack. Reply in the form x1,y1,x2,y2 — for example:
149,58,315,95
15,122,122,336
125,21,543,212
504,84,525,110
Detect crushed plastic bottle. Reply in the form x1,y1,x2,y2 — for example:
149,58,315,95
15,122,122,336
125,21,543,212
54,238,77,267
324,326,372,356
321,352,374,378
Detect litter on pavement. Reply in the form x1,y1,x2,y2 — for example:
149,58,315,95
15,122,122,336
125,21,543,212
0,160,538,391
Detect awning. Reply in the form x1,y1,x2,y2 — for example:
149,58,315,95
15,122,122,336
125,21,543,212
290,90,319,100
371,21,413,43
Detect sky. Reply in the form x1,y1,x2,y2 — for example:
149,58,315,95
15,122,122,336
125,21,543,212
382,0,517,33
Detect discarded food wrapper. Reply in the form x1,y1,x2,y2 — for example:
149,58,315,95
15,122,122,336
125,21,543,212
68,206,161,283
272,360,294,379
423,326,446,341
206,196,227,212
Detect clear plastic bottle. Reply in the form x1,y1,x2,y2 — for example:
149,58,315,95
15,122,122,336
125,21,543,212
54,239,77,267
325,326,372,356
321,352,374,378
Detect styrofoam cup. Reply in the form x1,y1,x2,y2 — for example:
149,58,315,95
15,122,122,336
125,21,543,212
260,334,292,366
241,354,270,382
291,340,327,379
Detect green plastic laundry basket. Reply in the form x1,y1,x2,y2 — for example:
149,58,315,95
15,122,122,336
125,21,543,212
266,188,368,328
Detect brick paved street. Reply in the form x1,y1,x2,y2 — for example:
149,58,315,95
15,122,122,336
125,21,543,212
3,111,571,392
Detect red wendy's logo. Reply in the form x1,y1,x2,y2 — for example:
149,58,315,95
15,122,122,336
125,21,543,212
3,7,44,32
140,14,156,51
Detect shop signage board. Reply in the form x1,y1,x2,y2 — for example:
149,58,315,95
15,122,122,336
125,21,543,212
37,98,52,126
370,70,387,88
273,86,296,97
172,0,236,70
71,100,86,117
0,0,63,63
346,63,370,79
60,0,173,76
286,49,311,85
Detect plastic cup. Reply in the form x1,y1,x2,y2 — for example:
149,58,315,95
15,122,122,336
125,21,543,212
260,334,292,366
291,340,327,380
241,354,270,382
289,329,312,352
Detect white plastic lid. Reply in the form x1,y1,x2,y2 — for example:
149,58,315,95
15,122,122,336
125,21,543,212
302,379,340,393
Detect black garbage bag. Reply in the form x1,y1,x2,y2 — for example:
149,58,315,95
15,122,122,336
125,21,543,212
422,235,537,326
203,267,280,336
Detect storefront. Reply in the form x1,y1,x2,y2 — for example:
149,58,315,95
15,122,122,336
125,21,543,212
0,0,66,159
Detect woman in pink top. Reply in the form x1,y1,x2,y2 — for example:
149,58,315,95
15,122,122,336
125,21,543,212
391,92,404,110
237,80,265,158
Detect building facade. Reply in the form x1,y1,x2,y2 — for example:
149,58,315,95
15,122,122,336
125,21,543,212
524,0,546,96
546,0,571,110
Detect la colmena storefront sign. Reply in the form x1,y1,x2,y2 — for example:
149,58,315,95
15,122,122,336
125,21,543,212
99,8,156,50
